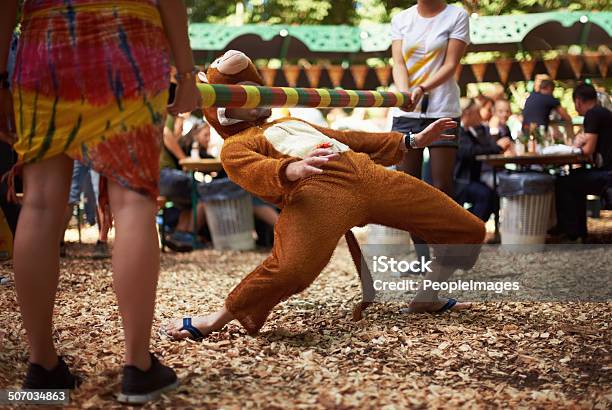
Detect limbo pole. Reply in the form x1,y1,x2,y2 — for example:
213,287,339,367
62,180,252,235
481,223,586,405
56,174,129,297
198,83,411,109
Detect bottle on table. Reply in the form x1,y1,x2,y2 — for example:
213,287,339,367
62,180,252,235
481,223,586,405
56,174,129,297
190,141,200,159
515,129,527,155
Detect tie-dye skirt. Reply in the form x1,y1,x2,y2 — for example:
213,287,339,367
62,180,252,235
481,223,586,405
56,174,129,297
11,0,170,205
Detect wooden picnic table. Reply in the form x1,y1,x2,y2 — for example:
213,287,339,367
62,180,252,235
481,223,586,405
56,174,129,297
179,157,224,173
476,152,591,237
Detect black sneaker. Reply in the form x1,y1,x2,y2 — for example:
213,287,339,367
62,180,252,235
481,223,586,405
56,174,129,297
164,232,194,253
60,242,67,258
22,356,79,389
117,353,178,404
92,240,110,259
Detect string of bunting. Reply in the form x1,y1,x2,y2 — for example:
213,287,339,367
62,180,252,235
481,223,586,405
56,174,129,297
198,83,411,109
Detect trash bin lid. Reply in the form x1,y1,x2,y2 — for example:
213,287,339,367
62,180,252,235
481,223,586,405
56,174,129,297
497,172,555,197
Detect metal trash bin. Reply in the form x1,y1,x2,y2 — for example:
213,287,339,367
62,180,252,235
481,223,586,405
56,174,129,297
367,224,411,245
498,172,555,245
198,178,255,251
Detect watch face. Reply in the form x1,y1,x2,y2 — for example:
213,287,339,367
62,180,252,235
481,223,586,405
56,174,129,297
411,134,419,149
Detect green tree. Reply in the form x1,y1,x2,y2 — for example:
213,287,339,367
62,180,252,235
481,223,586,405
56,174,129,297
186,0,358,25
185,0,612,25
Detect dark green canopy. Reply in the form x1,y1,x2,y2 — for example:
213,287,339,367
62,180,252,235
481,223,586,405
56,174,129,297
189,11,612,61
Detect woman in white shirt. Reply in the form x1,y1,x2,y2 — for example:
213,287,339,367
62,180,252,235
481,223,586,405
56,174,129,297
390,0,470,257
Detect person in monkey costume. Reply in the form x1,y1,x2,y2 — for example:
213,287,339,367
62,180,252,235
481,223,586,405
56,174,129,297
164,50,485,340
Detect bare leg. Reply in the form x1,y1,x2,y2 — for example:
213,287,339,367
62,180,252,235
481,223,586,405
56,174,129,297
96,205,109,242
194,203,206,231
396,148,423,178
428,147,457,197
164,307,234,340
108,180,159,370
396,149,430,259
175,209,192,232
175,203,206,232
62,205,73,241
13,154,73,370
253,204,278,227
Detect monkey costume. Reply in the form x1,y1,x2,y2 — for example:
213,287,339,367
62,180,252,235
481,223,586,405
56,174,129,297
202,50,485,335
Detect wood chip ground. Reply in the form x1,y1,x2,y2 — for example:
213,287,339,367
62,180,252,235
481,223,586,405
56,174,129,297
1,215,611,408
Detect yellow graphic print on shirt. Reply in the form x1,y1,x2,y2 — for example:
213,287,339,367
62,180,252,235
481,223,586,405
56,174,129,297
405,46,442,88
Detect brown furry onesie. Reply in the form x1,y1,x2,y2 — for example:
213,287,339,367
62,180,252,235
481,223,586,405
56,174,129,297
202,50,485,334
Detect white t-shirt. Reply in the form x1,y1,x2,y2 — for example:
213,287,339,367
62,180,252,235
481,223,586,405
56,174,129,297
391,4,470,119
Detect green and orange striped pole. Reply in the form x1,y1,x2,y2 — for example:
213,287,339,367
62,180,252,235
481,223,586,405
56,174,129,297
198,83,410,109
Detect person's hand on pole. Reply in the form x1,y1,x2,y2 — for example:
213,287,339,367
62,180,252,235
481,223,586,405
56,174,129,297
158,0,202,115
407,85,425,111
168,72,201,116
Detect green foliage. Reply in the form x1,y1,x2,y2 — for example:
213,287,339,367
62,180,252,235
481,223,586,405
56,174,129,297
458,0,611,15
186,0,357,25
185,0,611,24
184,0,238,23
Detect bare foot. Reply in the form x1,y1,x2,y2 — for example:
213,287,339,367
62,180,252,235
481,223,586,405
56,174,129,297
403,298,472,314
163,309,233,340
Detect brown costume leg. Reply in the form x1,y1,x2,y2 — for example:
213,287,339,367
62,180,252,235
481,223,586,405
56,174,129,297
364,165,484,311
367,165,485,267
225,180,362,334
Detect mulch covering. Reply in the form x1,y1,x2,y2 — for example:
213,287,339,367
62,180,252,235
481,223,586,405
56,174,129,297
1,217,611,408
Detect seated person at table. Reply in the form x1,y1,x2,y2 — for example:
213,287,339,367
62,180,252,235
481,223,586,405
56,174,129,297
481,99,515,190
455,99,511,222
488,99,513,141
552,83,612,242
522,79,572,130
475,95,494,125
160,114,279,251
159,113,211,251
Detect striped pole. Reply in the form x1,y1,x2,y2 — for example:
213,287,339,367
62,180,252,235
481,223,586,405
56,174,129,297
198,83,410,109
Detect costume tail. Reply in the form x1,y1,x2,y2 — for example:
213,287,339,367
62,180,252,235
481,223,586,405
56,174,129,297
344,230,375,321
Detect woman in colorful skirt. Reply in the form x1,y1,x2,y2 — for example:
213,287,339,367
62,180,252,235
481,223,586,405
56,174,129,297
0,0,200,403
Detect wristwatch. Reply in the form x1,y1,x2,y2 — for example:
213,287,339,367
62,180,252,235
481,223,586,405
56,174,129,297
404,131,419,149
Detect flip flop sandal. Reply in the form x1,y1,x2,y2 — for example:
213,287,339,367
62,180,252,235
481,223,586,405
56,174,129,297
179,317,205,341
435,298,458,313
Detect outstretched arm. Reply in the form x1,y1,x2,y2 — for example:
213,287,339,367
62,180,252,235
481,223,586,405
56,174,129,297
305,118,458,166
157,0,201,115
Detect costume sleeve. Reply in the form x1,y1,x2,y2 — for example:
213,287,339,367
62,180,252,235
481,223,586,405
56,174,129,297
307,122,406,167
220,137,298,198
